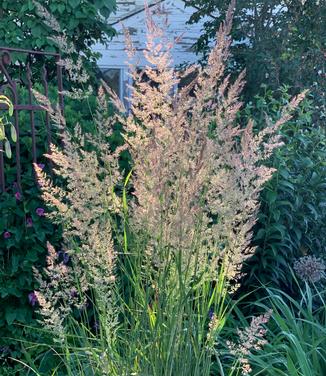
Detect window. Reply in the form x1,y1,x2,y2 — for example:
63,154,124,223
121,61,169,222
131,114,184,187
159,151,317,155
101,68,123,99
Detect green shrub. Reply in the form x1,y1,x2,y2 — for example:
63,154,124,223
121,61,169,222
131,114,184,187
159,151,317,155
242,87,326,294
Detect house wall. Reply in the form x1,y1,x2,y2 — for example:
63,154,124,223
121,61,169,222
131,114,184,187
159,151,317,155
110,0,157,24
94,0,209,68
94,0,210,100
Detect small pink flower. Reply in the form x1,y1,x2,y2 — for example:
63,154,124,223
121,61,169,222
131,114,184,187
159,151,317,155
3,231,11,239
15,192,21,201
26,217,33,227
37,163,45,170
36,208,45,216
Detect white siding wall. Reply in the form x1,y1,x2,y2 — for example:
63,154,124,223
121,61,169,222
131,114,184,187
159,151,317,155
94,0,210,100
110,0,159,23
94,0,208,68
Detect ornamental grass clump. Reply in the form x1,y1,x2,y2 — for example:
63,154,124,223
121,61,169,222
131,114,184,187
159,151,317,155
29,2,305,375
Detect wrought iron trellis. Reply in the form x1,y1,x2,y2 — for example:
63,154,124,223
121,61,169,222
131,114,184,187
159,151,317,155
0,47,64,192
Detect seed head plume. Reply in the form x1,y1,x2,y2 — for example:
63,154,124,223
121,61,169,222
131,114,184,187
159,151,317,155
227,310,272,375
33,87,124,337
33,242,86,343
33,1,92,98
107,0,304,286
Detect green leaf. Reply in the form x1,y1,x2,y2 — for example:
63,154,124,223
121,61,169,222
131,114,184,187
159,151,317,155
4,139,12,158
5,308,17,325
10,124,17,142
278,180,295,191
266,190,277,203
8,103,14,116
0,122,5,140
255,228,266,240
11,255,20,273
58,3,66,13
306,203,319,220
279,168,290,179
70,0,80,8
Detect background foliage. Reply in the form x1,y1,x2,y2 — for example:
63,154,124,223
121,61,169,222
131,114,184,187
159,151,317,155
185,0,326,101
0,0,118,361
0,1,325,374
0,104,62,369
0,0,116,62
241,87,326,295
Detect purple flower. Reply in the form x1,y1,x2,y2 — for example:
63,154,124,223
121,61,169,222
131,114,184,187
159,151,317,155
63,252,70,264
3,231,11,239
208,308,214,321
15,192,22,201
36,208,45,217
28,291,38,307
58,249,70,264
26,217,33,228
70,288,78,299
37,163,45,170
294,256,326,283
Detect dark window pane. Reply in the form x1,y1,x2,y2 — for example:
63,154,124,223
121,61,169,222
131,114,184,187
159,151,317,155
101,68,121,98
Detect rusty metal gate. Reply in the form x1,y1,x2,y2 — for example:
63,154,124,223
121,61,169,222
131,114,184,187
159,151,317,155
0,47,64,192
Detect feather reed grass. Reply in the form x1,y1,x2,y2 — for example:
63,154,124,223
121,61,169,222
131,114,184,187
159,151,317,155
20,2,305,375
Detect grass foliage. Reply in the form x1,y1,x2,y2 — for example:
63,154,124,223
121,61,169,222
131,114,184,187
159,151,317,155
250,283,326,375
